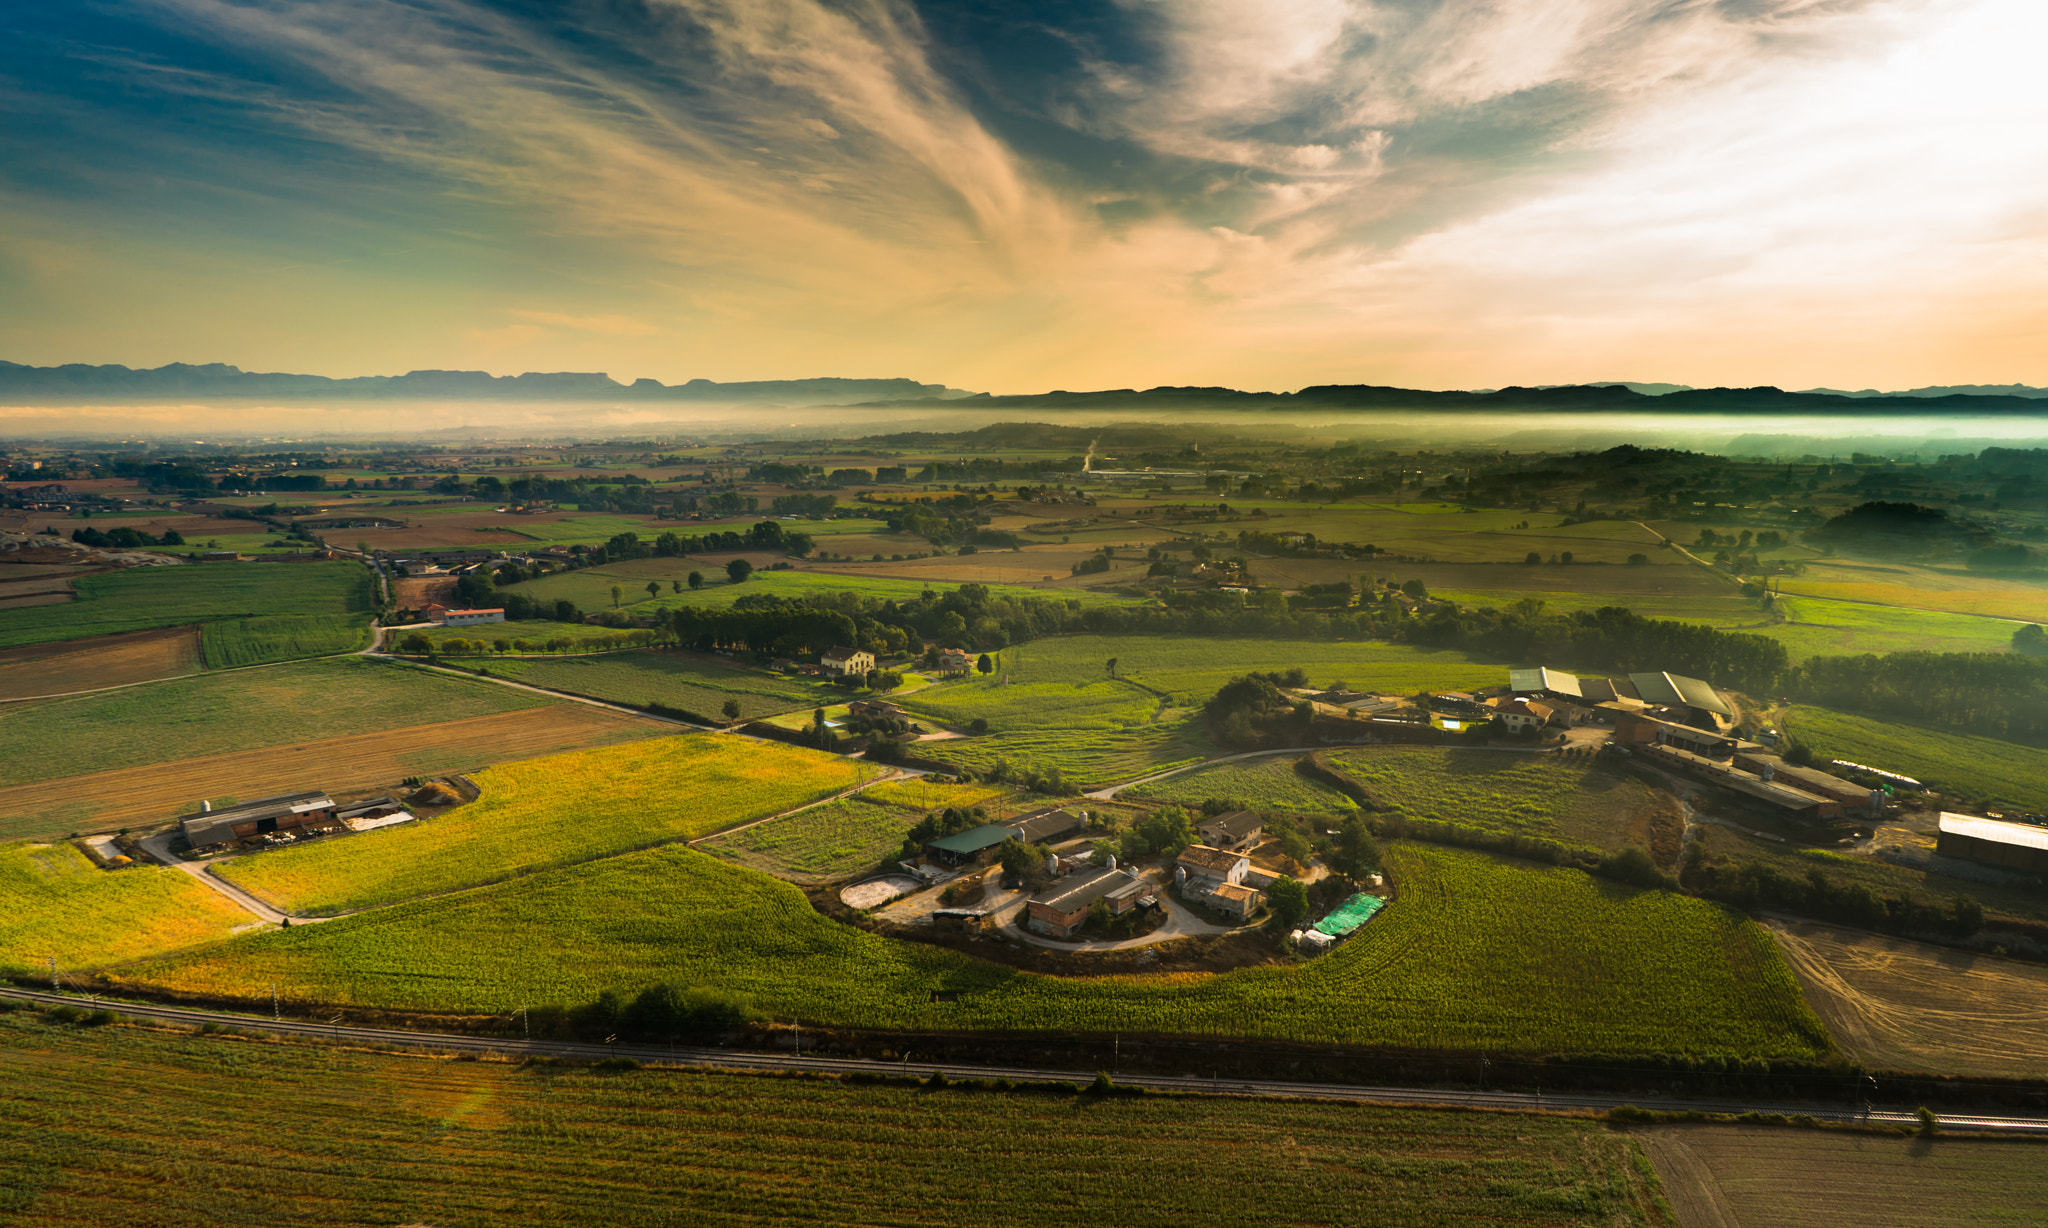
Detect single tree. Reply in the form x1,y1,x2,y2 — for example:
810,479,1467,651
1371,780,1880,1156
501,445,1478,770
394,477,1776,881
1328,815,1381,880
400,632,431,654
1524,551,1541,564
645,580,662,600
1266,876,1309,927
1276,824,1312,870
610,584,624,608
976,652,995,675
671,579,682,594
727,558,753,583
721,698,742,722
1106,657,1119,678
2015,623,2048,656
687,570,704,590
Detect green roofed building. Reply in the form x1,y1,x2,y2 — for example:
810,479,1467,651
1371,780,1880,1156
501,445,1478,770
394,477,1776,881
925,823,1019,867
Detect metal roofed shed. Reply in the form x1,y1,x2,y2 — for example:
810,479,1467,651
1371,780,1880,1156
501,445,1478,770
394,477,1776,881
1509,666,1582,698
1937,813,2048,875
1313,893,1385,937
924,823,1018,867
1010,807,1082,844
178,791,335,849
1626,670,1731,718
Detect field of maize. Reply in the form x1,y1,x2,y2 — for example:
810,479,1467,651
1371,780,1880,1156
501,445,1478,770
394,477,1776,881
698,795,921,883
199,612,374,668
1325,748,1661,853
1125,755,1357,813
0,842,246,976
0,1010,1671,1227
215,736,879,915
1783,705,2048,813
126,843,1830,1059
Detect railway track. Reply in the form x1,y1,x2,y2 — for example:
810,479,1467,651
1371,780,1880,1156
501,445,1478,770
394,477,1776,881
11,988,2048,1134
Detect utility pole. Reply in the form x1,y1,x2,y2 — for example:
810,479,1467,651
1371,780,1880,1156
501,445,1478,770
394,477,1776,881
47,956,56,993
272,983,280,1022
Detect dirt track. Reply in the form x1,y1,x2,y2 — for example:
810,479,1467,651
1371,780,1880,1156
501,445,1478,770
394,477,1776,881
0,704,674,840
1770,919,2048,1079
0,625,203,700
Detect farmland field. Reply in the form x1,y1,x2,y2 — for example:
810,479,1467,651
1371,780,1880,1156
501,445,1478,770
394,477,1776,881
860,776,1018,811
0,626,201,700
1768,919,2048,1078
508,565,1147,616
0,1015,1670,1228
1126,755,1358,813
0,657,554,788
1781,705,2048,812
1692,824,2048,926
0,842,247,974
698,795,920,882
126,843,1829,1058
1776,559,2048,623
399,619,645,651
1767,596,2024,659
1642,1125,2048,1228
198,612,372,667
0,705,672,842
0,560,373,650
964,634,1506,705
482,650,828,720
912,722,1219,789
216,736,880,914
1325,748,1673,858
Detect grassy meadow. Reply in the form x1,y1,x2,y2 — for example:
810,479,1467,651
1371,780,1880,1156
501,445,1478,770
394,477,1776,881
0,560,373,650
506,565,1144,617
698,795,920,882
124,843,1829,1059
0,843,248,975
199,612,373,667
1125,756,1358,813
215,736,880,915
1325,748,1668,856
0,1011,1671,1228
0,658,553,788
482,651,828,720
1782,706,2048,813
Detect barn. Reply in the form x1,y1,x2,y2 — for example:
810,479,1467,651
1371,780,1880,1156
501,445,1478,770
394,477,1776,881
1936,813,2048,876
179,791,336,851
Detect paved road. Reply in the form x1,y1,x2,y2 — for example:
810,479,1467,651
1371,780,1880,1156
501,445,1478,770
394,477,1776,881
9,987,2044,1135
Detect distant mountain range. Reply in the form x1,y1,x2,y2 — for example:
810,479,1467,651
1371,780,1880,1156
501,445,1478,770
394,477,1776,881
0,361,969,406
0,360,2043,413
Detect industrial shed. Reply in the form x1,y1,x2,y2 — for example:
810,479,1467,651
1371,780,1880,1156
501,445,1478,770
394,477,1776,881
1936,814,2048,875
1025,866,1147,938
179,791,335,850
924,823,1019,867
1009,806,1082,844
1509,666,1583,699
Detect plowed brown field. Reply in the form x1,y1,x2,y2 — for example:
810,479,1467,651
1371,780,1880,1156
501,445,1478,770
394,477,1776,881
1770,919,2048,1078
1644,1125,2048,1228
0,625,201,700
0,704,673,840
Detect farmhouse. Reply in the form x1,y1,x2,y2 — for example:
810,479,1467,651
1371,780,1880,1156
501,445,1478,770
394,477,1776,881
1196,810,1264,852
1009,806,1082,844
1177,844,1250,890
1207,882,1265,921
179,791,336,850
1487,697,1547,734
820,646,874,677
1936,813,2048,875
938,647,975,674
1025,866,1148,938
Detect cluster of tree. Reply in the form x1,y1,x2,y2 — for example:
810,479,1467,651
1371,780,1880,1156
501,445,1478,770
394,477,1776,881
1805,501,1971,555
1235,528,1379,558
902,806,989,858
769,493,838,517
1395,603,1789,694
71,525,182,548
1071,552,1111,575
1785,651,2048,743
1117,807,1195,864
580,522,812,564
574,981,762,1042
1202,671,1314,747
1683,852,1983,939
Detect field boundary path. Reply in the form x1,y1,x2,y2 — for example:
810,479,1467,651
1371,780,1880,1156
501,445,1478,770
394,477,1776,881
685,768,913,849
134,830,327,929
9,986,2048,1134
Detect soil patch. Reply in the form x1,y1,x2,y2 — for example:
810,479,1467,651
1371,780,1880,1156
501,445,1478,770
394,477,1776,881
1643,1124,2048,1228
1769,918,2048,1078
0,624,202,700
840,875,919,910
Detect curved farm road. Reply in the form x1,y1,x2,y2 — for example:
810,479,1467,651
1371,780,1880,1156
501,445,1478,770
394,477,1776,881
136,830,327,930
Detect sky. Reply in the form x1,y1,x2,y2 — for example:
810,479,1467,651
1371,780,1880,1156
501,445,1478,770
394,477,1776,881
2,0,2046,395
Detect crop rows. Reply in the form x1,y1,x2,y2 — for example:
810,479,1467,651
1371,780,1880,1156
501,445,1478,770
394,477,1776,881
0,1010,1668,1227
215,735,878,914
1125,756,1356,812
484,650,827,720
0,559,373,650
1784,704,2048,813
126,843,1830,1059
199,612,373,668
0,842,245,975
698,796,920,882
1325,748,1658,853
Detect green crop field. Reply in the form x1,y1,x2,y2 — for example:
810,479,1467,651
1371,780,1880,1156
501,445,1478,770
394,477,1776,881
1324,749,1667,855
127,843,1828,1059
907,677,1161,733
699,795,919,882
481,651,829,720
1783,706,2048,813
399,620,646,651
1766,597,2025,659
0,658,553,788
216,736,880,915
0,560,373,650
0,842,248,975
507,565,1145,616
1126,755,1358,813
0,1013,1670,1228
138,532,327,557
974,635,1506,706
913,722,1219,789
199,613,373,667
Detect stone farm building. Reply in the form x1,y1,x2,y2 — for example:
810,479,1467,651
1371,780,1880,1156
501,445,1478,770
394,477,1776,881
1025,866,1149,938
180,792,335,851
1196,810,1264,852
1936,813,2048,876
820,646,874,677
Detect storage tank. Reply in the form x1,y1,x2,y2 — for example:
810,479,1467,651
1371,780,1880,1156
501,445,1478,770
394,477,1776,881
1046,854,1060,876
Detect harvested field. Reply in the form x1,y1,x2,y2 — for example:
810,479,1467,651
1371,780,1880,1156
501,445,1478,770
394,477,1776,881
389,574,455,607
0,591,72,609
1643,1125,2048,1228
0,574,75,600
1768,919,2048,1079
0,705,671,841
0,625,202,700
840,874,920,909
